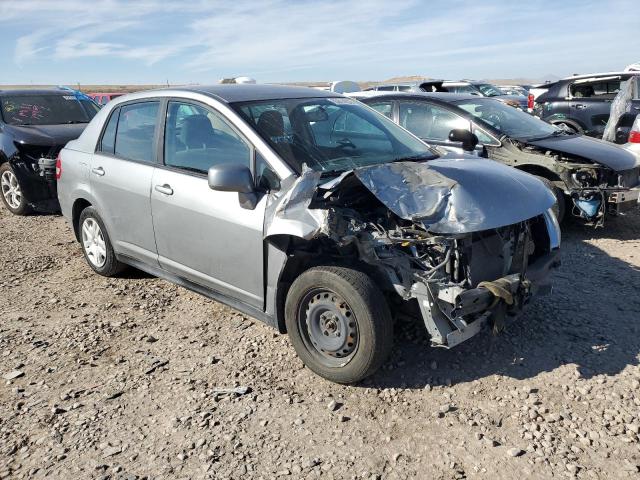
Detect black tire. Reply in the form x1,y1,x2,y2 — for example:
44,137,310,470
0,163,30,215
535,175,566,223
285,266,393,384
78,206,125,277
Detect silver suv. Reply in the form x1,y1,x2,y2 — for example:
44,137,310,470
57,85,560,384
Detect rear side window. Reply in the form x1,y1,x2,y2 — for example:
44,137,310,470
570,80,621,98
99,107,120,153
114,101,160,163
369,101,394,119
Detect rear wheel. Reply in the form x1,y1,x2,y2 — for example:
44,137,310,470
0,163,29,215
285,266,393,384
79,206,125,277
536,176,566,223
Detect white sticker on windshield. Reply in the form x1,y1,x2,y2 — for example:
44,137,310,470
329,97,357,105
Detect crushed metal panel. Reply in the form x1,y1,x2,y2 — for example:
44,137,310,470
353,158,555,234
264,165,328,240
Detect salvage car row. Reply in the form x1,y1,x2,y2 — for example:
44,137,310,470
0,81,638,384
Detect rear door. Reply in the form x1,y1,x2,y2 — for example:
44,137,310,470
567,77,622,136
90,100,161,266
150,99,267,308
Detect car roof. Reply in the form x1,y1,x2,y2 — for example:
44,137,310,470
180,84,341,103
350,91,486,103
0,88,75,96
560,71,639,81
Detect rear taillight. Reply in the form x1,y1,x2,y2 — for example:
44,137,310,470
55,154,62,180
629,115,640,143
527,94,534,110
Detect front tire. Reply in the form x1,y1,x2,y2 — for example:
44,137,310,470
0,163,29,215
285,266,393,384
78,206,125,277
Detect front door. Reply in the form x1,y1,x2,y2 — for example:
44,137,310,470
90,100,161,266
150,100,266,308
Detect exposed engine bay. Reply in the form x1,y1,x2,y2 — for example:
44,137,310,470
488,138,640,227
266,159,561,348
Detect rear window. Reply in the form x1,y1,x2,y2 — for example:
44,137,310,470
0,94,95,126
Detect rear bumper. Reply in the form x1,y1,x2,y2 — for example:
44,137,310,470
412,249,560,349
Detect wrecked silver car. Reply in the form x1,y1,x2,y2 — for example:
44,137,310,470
58,85,560,384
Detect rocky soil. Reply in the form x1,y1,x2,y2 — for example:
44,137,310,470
1,207,639,480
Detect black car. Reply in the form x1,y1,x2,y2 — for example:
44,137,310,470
533,72,640,138
351,92,640,225
0,89,99,215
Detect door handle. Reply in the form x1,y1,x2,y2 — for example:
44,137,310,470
155,184,173,195
91,167,105,176
573,104,587,109
634,106,640,111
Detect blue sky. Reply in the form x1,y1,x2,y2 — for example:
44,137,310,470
0,0,638,85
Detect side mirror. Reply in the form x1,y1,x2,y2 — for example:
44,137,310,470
449,129,479,152
208,163,254,193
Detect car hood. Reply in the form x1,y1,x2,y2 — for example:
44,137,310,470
524,134,639,172
4,123,87,147
353,157,556,234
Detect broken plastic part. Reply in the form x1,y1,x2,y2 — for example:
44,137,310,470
603,79,634,143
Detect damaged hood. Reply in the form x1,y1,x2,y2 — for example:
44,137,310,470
354,158,556,234
525,134,638,172
4,124,87,147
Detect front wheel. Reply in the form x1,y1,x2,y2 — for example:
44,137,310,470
0,163,29,215
285,266,393,384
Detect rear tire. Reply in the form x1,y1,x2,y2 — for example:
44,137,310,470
536,176,566,223
78,206,125,277
285,266,393,384
0,163,29,215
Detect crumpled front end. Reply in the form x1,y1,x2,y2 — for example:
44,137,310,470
266,159,560,348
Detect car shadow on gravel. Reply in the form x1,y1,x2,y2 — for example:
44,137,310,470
362,213,640,390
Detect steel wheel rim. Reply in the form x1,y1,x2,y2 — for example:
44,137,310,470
298,288,358,367
81,218,107,268
1,170,22,209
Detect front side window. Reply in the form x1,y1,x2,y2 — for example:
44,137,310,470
164,101,250,174
0,94,94,126
399,101,469,141
233,96,436,174
368,101,394,119
456,98,560,140
114,101,160,163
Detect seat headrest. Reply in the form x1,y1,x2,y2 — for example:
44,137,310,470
257,110,285,138
180,114,215,148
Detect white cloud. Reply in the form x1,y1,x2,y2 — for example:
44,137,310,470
1,0,639,81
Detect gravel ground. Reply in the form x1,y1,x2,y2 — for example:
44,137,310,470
1,207,639,480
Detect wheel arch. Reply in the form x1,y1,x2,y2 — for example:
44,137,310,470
71,197,93,241
514,164,563,183
269,236,392,334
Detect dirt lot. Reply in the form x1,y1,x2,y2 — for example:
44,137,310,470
1,206,639,480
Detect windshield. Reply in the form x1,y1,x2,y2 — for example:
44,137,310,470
455,98,561,140
475,83,504,97
233,97,437,174
0,94,97,126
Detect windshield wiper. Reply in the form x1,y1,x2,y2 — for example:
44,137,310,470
65,120,88,124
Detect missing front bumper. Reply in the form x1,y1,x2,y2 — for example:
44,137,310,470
411,249,560,349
